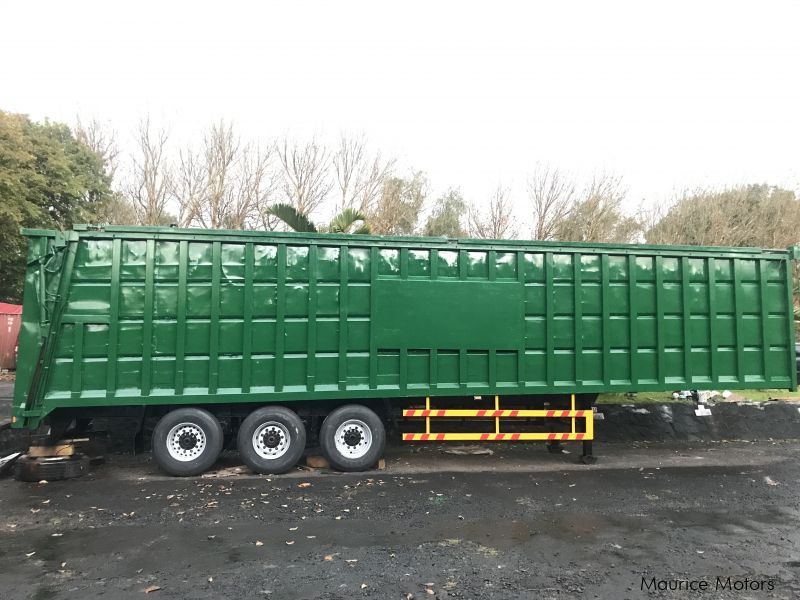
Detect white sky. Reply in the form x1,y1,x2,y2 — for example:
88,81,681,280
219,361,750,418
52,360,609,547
2,0,799,223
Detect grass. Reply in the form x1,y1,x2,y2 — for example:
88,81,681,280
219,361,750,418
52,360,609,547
598,389,800,404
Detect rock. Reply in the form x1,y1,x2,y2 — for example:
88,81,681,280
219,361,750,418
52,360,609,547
306,455,329,469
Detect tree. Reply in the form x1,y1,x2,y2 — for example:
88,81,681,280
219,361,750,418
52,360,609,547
332,134,395,213
552,174,640,243
0,110,112,302
424,188,467,237
75,117,138,225
646,184,800,248
368,171,428,235
265,204,369,234
468,185,517,239
527,165,575,241
125,117,174,226
175,121,278,230
275,137,332,217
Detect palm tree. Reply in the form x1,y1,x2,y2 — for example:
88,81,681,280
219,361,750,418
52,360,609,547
327,207,370,234
266,204,370,234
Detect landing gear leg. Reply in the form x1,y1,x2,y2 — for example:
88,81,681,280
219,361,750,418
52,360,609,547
546,440,563,454
580,440,597,464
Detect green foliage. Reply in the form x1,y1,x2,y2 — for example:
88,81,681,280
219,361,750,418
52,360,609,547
424,188,466,237
266,203,318,232
0,110,112,302
327,208,370,234
267,203,370,235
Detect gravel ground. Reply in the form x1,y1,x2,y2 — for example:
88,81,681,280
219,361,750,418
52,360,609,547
1,441,799,599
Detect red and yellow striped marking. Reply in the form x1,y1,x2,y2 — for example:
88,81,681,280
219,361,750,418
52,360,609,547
402,409,588,418
402,432,588,442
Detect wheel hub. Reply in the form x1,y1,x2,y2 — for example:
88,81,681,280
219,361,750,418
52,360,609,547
179,432,198,450
252,422,291,460
263,431,282,448
333,419,373,459
343,427,363,447
166,423,207,462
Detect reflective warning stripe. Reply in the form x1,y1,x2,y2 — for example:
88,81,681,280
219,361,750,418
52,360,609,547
402,409,587,418
402,432,588,442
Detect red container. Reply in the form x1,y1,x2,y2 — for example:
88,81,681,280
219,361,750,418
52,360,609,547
0,302,22,370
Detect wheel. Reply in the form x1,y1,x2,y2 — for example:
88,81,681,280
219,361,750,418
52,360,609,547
152,408,224,476
14,454,90,482
319,405,385,472
237,406,306,474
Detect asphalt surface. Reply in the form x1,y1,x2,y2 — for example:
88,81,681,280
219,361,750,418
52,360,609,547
1,441,799,599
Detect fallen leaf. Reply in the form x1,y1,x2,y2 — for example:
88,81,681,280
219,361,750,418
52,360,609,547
143,585,161,593
345,559,358,563
255,541,264,546
361,584,367,589
25,552,35,558
208,577,213,583
426,590,435,596
324,555,334,561
38,480,48,485
289,526,298,531
298,482,312,488
764,476,779,486
285,540,295,545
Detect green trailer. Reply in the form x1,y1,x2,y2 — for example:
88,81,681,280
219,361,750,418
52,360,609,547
11,225,798,474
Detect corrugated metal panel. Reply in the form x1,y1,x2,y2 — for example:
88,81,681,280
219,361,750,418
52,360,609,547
12,226,798,428
0,313,21,370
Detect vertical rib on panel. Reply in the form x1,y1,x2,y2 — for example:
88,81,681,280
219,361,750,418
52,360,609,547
600,254,610,385
488,249,497,388
429,248,438,390
338,244,349,390
785,260,797,389
628,255,638,385
573,253,583,385
681,257,692,384
105,238,121,397
654,255,665,385
369,246,379,388
732,259,745,383
208,242,221,394
545,252,554,387
307,244,318,391
759,259,770,381
141,239,155,396
458,249,467,389
517,251,526,386
275,244,286,392
707,257,718,383
71,324,84,399
175,240,188,395
242,242,254,393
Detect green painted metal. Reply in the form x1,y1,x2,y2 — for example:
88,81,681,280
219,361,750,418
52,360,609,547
12,225,798,429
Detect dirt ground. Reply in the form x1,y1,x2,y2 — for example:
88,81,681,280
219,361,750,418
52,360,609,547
1,441,799,600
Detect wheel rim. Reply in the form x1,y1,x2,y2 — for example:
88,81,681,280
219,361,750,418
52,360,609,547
334,419,372,459
166,422,207,462
252,421,291,460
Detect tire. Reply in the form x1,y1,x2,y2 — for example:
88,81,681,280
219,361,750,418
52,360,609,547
151,408,224,476
319,405,385,472
237,406,306,474
14,454,90,482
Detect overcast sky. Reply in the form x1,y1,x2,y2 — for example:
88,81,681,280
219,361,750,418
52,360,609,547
2,0,799,220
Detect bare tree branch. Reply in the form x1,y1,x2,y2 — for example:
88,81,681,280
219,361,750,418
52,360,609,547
468,185,517,239
527,164,575,240
125,116,173,226
276,137,332,216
